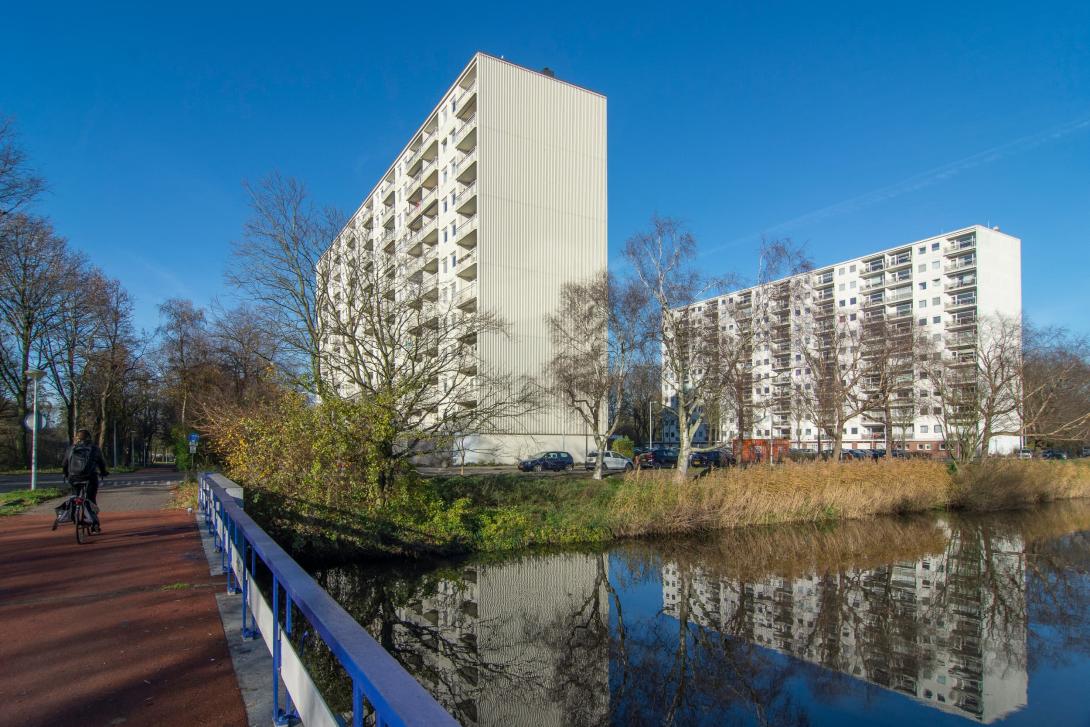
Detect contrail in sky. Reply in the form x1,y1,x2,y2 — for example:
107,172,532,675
701,113,1090,257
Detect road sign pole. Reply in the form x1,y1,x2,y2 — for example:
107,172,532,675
30,375,39,491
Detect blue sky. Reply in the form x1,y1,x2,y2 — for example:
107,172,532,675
3,1,1089,333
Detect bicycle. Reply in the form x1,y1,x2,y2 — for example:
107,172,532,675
55,478,101,543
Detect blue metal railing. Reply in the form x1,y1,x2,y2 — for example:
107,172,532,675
199,473,459,727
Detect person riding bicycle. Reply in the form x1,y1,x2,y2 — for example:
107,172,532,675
62,429,108,532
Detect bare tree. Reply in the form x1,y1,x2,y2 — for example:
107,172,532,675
0,214,68,464
624,217,731,481
799,312,867,460
317,224,538,494
156,298,211,428
860,316,921,453
0,118,45,217
1020,321,1090,446
544,271,650,479
229,173,344,392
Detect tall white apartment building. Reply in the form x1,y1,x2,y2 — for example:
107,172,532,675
323,53,607,462
663,225,1022,456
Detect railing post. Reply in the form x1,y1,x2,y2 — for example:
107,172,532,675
352,681,364,727
242,542,259,639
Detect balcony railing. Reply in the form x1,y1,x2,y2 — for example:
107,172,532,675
947,295,976,309
456,249,478,279
948,275,976,290
454,112,477,145
945,256,976,272
945,236,976,255
454,213,479,249
865,261,884,273
887,253,912,267
455,283,478,311
950,313,977,327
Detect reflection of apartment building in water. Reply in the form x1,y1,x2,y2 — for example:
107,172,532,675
662,225,1022,456
396,554,609,726
321,53,607,463
661,529,1028,722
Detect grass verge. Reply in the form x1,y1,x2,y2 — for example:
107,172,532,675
0,487,65,516
243,459,1090,562
169,480,199,510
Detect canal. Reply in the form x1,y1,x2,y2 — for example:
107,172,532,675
303,500,1090,725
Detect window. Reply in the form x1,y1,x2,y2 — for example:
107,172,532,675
918,264,926,273
919,282,927,290
935,426,943,435
838,266,845,275
931,242,940,251
443,229,448,242
849,297,856,305
920,425,929,433
933,316,941,324
849,280,856,289
919,300,927,308
839,300,846,307
919,318,927,326
851,427,858,434
932,260,940,270
932,296,941,306
849,264,856,272
839,283,846,291
849,313,857,321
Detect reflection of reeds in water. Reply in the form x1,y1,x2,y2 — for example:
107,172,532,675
948,498,1090,547
615,516,948,583
611,459,1090,538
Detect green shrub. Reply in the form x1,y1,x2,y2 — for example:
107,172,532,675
613,436,635,460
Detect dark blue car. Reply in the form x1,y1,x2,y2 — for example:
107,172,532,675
517,451,575,472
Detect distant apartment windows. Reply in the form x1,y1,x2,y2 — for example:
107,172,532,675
935,426,943,435
931,260,940,270
918,246,926,254
442,200,448,213
920,425,930,433
838,267,845,275
919,318,927,326
851,427,858,435
442,169,448,184
919,300,927,308
931,242,940,251
932,332,942,341
932,297,940,306
849,313,857,321
839,300,846,307
919,282,927,290
839,283,846,291
932,316,941,324
918,264,926,273
443,229,448,243
849,297,856,305
451,253,457,267
849,280,856,289
849,264,856,272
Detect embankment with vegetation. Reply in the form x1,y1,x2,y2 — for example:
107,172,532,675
237,455,1090,563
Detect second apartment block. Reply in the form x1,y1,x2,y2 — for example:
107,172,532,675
663,225,1022,456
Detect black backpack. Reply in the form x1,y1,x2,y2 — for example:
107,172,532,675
68,442,96,481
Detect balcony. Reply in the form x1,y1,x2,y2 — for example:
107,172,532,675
886,288,912,304
455,112,477,152
864,259,885,273
886,252,912,269
949,312,977,329
862,276,885,290
421,254,438,275
454,214,479,249
888,306,913,321
863,295,885,308
947,331,977,347
456,82,477,120
379,204,395,230
946,294,976,310
814,271,834,287
455,283,478,313
945,235,976,256
382,183,396,208
456,249,477,280
408,191,438,229
408,133,438,169
407,160,438,202
455,149,478,184
947,275,976,292
411,217,439,247
945,255,976,273
456,181,478,215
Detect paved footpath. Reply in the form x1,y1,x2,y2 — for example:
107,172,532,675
0,478,249,726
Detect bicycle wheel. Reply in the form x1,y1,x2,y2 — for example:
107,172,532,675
75,503,86,544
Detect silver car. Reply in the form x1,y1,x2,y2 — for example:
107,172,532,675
585,450,634,472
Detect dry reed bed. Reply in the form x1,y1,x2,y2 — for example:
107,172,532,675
609,459,1090,538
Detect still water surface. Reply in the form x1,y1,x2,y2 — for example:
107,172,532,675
310,501,1090,726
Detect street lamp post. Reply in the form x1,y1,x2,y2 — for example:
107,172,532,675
26,369,46,491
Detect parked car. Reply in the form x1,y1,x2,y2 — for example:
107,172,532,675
636,447,679,469
787,448,818,462
517,451,575,472
586,450,634,472
1016,448,1034,460
1082,447,1090,458
689,449,736,468
1042,449,1069,460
